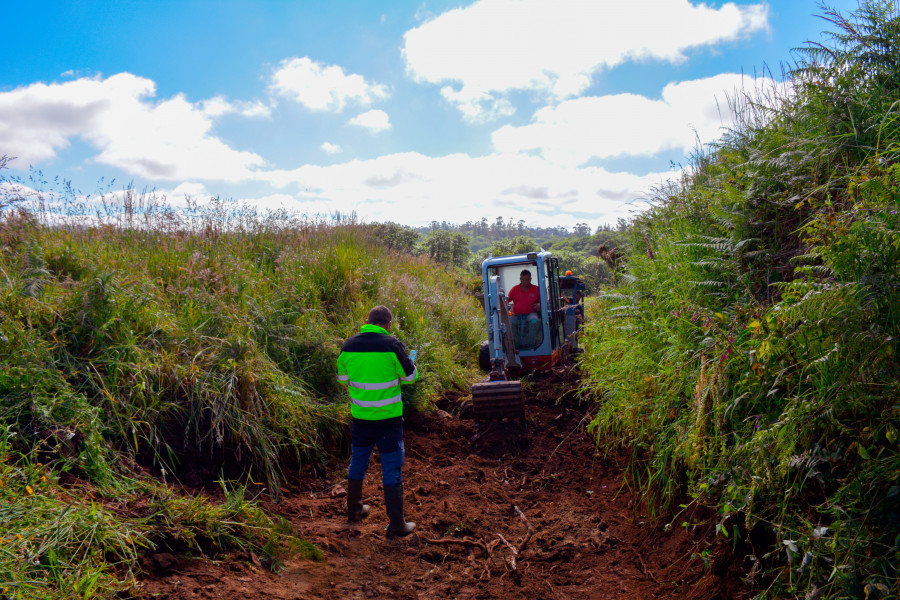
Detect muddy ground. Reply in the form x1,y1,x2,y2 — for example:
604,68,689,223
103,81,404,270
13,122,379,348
139,373,750,599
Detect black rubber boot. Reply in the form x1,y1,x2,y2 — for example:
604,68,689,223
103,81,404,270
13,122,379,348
383,484,415,538
346,478,370,522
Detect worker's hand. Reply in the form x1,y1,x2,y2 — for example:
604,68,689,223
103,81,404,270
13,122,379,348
409,349,417,364
532,303,540,311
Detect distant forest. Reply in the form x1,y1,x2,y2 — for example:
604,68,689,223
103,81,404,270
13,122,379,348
362,216,629,290
414,216,628,251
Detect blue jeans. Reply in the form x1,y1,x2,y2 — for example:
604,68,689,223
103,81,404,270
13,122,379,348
347,417,405,486
512,313,542,349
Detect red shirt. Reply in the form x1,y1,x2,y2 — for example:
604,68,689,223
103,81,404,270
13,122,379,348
508,283,541,315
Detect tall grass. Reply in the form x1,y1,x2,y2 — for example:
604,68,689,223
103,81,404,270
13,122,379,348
0,431,312,600
580,3,900,598
0,167,483,598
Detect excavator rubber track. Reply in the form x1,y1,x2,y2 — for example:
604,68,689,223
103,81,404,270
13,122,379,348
471,380,525,423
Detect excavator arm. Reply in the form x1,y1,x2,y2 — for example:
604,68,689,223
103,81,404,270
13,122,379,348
472,275,525,423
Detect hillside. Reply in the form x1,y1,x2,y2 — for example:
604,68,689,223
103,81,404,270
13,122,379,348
0,194,483,598
579,4,900,598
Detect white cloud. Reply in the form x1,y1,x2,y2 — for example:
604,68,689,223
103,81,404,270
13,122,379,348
0,74,267,181
239,192,309,214
321,142,343,154
254,151,663,227
492,73,787,166
440,86,515,122
270,57,389,112
200,96,272,119
169,181,211,199
403,0,769,120
348,109,392,132
0,180,43,213
235,100,273,119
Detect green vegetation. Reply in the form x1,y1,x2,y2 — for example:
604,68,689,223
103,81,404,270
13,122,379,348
417,216,601,251
543,228,628,289
467,228,627,291
0,181,483,598
367,219,629,287
0,429,319,599
418,229,472,268
580,3,899,598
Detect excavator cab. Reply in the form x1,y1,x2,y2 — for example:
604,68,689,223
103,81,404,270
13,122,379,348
472,251,574,425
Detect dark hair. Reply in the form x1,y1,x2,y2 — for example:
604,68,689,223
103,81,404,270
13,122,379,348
520,269,532,278
367,305,393,327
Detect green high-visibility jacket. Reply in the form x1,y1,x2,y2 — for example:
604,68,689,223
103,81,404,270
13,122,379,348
337,324,418,420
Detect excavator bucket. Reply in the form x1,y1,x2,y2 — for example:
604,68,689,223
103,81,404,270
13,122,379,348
471,380,525,423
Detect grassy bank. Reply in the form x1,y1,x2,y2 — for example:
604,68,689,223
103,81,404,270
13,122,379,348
580,4,899,598
0,186,483,597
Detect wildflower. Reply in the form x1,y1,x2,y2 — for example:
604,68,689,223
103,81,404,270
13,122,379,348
14,533,22,541
41,476,47,482
25,485,33,495
729,336,735,344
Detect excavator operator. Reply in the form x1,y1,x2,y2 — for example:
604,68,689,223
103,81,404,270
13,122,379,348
508,269,541,348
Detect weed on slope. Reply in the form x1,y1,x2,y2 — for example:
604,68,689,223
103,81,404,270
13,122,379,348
0,179,482,598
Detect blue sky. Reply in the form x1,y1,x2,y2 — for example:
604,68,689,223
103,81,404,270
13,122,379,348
1,0,860,230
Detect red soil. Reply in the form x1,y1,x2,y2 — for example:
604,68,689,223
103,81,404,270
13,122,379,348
139,376,748,599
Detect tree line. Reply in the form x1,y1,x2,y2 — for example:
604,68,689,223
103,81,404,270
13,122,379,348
415,216,628,251
364,219,629,291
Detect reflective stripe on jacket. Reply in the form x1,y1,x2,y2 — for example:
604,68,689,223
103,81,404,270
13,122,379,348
337,324,418,420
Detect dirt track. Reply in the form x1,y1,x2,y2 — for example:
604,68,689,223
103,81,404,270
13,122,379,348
141,375,744,599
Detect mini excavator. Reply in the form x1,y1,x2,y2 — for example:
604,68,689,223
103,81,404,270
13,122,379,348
472,250,585,426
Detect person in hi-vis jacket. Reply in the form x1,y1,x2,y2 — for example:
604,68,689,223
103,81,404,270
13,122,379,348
337,305,418,537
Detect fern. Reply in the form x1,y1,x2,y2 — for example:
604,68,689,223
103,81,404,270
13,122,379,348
581,3,900,597
22,241,50,299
